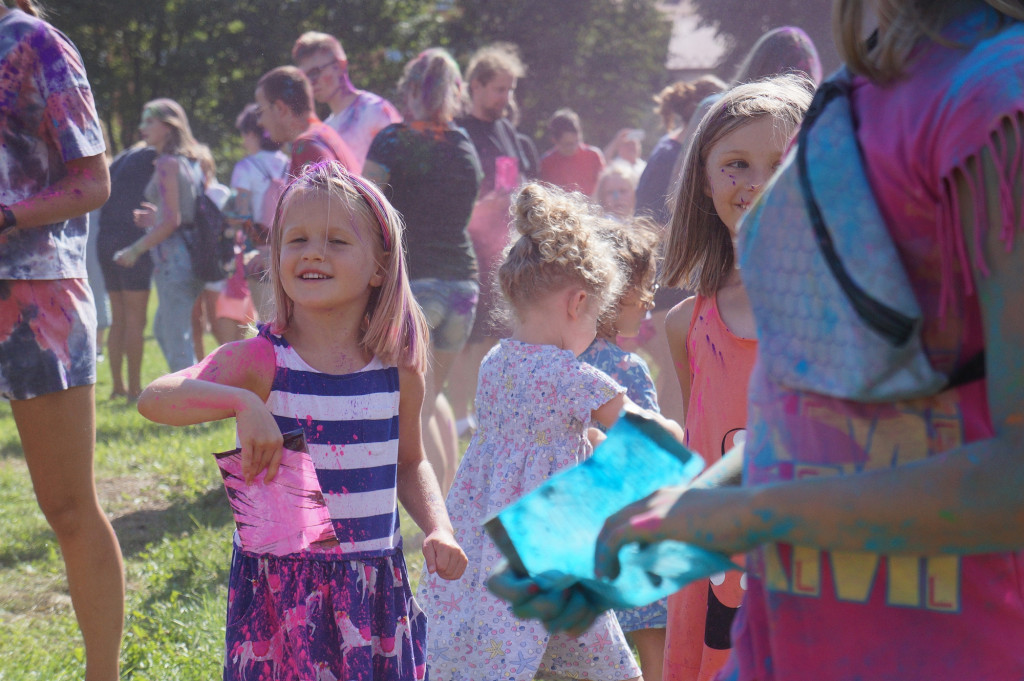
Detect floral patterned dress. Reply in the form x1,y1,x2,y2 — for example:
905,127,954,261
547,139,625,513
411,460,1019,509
417,339,641,681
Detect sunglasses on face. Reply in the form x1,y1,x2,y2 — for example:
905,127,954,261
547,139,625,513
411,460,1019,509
303,60,337,82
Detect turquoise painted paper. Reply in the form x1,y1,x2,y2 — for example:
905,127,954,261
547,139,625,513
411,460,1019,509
485,410,738,610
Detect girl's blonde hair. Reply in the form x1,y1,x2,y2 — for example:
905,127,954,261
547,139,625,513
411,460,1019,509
195,145,218,187
661,74,814,297
267,161,430,372
593,165,640,219
498,183,623,328
596,218,660,339
834,0,1024,83
141,98,203,160
398,48,464,123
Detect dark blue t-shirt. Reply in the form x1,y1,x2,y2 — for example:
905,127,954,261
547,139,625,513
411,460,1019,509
98,145,158,253
634,134,683,226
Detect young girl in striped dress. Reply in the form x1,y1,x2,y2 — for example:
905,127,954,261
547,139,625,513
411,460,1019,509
138,161,467,681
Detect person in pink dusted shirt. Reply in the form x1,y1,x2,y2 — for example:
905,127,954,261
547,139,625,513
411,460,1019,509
254,66,358,179
494,3,1024,680
291,31,402,174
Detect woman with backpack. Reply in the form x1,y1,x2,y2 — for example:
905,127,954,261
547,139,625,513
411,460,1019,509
493,2,1024,679
114,98,207,372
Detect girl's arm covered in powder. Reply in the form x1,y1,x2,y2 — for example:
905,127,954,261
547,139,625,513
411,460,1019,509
137,336,281,484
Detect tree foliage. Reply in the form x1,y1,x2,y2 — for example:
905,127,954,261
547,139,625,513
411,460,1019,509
687,0,841,78
57,0,442,161
443,0,673,149
54,0,671,167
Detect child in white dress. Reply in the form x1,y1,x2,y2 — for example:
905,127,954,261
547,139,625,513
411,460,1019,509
418,183,681,681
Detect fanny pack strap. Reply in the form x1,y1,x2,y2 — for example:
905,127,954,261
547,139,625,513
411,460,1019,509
947,351,986,388
797,68,986,391
797,72,916,347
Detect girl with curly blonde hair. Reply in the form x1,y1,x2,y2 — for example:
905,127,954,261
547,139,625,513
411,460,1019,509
417,182,682,681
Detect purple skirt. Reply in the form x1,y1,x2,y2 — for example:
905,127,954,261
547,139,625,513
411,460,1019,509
223,542,427,681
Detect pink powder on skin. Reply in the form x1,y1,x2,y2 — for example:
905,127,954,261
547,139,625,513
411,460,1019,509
630,511,663,535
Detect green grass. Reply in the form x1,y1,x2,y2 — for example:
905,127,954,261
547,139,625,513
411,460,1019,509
0,316,427,680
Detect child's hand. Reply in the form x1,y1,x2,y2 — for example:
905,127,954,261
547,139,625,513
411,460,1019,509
113,244,142,268
235,397,284,485
422,529,468,580
487,567,602,636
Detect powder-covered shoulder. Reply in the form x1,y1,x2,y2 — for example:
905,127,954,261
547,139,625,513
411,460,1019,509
932,19,1024,180
914,19,1024,306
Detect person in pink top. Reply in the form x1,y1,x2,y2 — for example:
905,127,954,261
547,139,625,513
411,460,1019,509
586,2,1024,680
539,108,605,195
658,76,812,681
254,66,358,179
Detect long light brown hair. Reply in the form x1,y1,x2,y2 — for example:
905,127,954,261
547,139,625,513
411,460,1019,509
833,0,1024,83
141,98,203,160
661,75,813,297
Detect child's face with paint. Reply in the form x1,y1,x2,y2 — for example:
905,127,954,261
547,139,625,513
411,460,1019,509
277,189,384,315
704,115,787,234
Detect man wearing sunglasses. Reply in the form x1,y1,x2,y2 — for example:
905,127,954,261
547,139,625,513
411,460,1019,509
292,32,402,174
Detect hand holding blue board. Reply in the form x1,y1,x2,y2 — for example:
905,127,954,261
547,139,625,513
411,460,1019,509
485,409,738,611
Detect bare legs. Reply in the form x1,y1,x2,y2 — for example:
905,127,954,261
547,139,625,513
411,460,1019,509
192,288,241,360
448,337,496,435
13,385,124,681
631,627,666,681
106,289,150,399
422,347,460,494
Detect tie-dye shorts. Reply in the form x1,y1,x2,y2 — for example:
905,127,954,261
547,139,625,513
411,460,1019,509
0,279,96,401
410,278,478,354
223,543,428,681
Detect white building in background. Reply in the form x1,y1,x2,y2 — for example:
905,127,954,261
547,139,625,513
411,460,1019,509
661,0,729,80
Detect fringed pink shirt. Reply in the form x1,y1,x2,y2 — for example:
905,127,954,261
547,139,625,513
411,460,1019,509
722,8,1024,681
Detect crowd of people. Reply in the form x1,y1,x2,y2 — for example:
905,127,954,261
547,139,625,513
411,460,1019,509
3,0,1024,680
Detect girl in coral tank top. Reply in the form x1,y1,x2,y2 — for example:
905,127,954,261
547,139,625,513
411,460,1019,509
657,76,812,681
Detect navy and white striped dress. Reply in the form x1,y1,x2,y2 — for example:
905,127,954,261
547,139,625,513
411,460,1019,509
223,327,427,681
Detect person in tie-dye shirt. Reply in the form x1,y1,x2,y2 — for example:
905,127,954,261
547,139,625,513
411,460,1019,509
292,31,402,174
0,1,124,679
